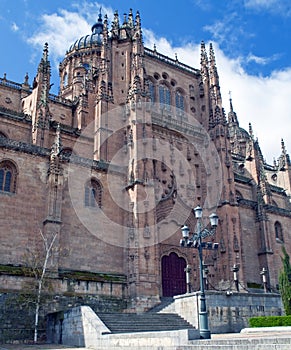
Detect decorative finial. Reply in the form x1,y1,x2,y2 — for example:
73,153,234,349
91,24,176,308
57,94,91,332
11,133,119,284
91,8,103,34
281,138,286,154
123,13,127,25
200,41,208,66
229,91,233,111
43,43,49,61
135,10,141,29
209,43,215,63
112,10,120,31
128,8,133,27
24,72,29,86
249,123,253,137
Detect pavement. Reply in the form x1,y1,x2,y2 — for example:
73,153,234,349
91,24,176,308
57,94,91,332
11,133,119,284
0,345,87,350
0,327,290,349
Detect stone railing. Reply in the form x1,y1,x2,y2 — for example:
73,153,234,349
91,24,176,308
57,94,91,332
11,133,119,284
49,93,72,106
0,77,23,90
144,47,200,76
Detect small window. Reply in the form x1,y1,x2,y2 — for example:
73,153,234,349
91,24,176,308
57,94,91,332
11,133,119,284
0,160,17,193
84,179,102,208
275,221,284,243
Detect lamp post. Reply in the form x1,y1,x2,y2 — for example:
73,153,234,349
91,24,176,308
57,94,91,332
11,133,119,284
180,205,218,339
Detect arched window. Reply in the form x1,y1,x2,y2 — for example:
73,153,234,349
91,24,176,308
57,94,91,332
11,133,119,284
175,90,184,116
60,148,73,161
159,84,171,111
0,160,17,193
84,179,102,208
235,190,243,201
63,72,68,87
275,221,284,243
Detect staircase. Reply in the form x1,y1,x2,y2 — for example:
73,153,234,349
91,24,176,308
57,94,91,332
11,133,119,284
97,312,195,334
147,297,175,313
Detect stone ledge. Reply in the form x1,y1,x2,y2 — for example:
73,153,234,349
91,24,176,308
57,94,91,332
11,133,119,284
241,326,291,333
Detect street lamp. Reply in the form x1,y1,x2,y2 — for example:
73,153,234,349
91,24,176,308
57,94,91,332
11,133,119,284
180,205,218,339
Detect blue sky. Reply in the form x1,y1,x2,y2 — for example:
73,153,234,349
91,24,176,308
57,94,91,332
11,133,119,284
0,0,291,163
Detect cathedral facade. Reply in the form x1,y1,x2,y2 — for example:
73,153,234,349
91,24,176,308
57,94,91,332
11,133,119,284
0,9,290,310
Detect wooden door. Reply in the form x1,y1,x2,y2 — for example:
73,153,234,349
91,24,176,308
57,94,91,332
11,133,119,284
162,252,186,297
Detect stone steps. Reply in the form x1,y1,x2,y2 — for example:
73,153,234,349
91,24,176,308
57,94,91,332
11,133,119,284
147,297,174,313
97,312,194,333
90,335,291,350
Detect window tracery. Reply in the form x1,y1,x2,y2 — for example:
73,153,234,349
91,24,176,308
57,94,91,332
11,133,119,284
159,84,171,111
0,160,17,193
275,221,284,243
84,179,102,208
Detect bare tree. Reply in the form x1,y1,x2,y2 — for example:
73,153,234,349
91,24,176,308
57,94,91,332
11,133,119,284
22,230,58,343
33,230,58,343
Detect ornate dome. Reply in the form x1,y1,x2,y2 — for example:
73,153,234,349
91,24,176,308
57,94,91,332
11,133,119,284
68,12,104,53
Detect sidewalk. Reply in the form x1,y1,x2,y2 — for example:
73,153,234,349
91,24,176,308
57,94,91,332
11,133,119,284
1,328,290,349
0,345,87,350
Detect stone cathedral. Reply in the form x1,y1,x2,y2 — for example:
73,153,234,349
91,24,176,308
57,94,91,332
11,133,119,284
0,9,290,312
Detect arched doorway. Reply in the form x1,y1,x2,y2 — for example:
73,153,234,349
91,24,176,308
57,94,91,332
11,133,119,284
161,252,187,297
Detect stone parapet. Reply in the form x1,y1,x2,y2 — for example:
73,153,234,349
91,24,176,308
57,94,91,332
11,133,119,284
173,291,283,333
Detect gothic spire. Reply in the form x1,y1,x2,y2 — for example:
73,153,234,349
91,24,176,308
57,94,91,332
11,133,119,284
249,123,254,139
134,10,142,40
228,91,238,125
209,43,222,107
128,8,134,28
278,138,290,170
111,10,120,37
51,123,62,158
103,14,109,44
200,41,209,82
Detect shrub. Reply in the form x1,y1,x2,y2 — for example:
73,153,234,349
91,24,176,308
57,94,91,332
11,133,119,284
249,315,291,327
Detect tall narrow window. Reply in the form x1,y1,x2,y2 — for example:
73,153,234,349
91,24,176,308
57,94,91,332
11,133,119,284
275,221,284,243
84,179,102,208
159,84,171,111
63,72,68,87
175,91,184,116
0,161,17,193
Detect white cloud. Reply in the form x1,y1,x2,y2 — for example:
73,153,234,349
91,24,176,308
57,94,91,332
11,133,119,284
11,22,19,32
245,0,277,7
246,53,281,65
27,10,91,58
244,0,291,16
27,9,291,164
